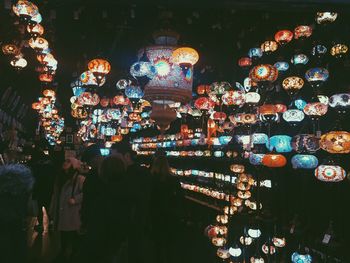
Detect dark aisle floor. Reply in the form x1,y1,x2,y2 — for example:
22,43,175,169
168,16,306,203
27,200,219,263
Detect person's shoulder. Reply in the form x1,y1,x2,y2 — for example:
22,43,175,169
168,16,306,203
77,174,86,183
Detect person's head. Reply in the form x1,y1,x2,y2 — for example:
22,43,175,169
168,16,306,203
81,144,103,170
0,164,34,197
99,155,125,184
110,140,136,167
150,155,170,178
62,157,81,176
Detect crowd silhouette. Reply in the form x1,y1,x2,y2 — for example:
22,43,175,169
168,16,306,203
0,140,185,263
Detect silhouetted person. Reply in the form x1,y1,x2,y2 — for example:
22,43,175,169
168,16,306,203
80,155,129,262
111,140,152,263
50,157,85,261
149,155,184,263
80,144,104,232
0,164,34,263
29,150,55,233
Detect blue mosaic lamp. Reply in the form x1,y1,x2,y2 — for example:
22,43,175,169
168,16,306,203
291,154,318,169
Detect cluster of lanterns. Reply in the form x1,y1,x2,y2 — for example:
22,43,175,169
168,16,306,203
70,59,155,146
71,30,199,146
3,0,63,145
203,161,289,262
31,90,64,145
129,11,348,263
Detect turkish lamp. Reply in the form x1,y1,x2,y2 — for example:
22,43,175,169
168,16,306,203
172,47,199,75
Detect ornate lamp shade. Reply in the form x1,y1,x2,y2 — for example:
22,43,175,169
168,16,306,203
12,0,39,20
248,48,263,59
303,102,328,117
312,45,327,58
250,256,265,263
130,61,156,78
315,164,346,182
275,104,287,113
37,53,58,69
222,91,245,106
282,76,304,94
261,40,278,53
244,77,258,91
88,59,111,82
235,113,257,125
292,134,320,153
316,12,338,24
209,82,231,95
305,68,329,87
230,164,245,173
291,252,312,263
71,107,88,119
267,135,292,153
2,44,19,55
238,57,252,67
217,248,230,259
291,54,309,65
125,86,144,100
249,64,278,83
27,23,44,38
253,133,269,144
10,57,27,69
28,37,49,50
245,92,261,104
172,47,199,66
273,237,286,248
259,104,278,122
294,25,312,39
197,85,210,95
211,111,227,122
32,102,41,110
194,97,215,111
144,34,193,105
262,154,287,167
250,154,265,166
274,61,289,72
113,95,129,106
39,73,54,82
212,237,227,247
262,244,276,255
274,30,293,45
78,92,100,106
283,109,305,124
80,71,105,86
329,93,350,111
320,131,350,154
43,89,56,98
291,154,318,169
116,79,131,90
229,246,242,257
330,44,348,58
294,99,307,110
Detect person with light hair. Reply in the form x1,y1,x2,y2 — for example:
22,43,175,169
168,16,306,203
50,157,85,261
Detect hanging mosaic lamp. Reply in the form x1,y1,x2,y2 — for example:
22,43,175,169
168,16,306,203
320,131,350,154
262,154,287,167
267,135,292,153
88,58,111,84
291,154,318,169
315,164,346,182
249,64,278,83
274,30,293,45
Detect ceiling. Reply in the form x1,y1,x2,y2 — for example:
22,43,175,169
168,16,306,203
1,0,350,130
